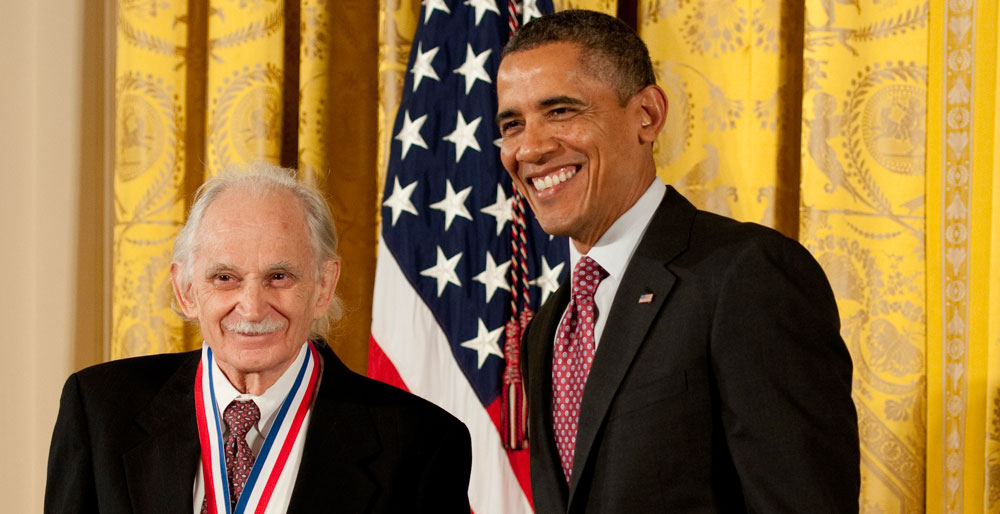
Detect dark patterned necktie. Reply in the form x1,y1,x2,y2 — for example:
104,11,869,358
224,399,260,507
200,399,261,513
551,256,607,483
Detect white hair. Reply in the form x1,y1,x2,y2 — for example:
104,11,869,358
172,162,344,336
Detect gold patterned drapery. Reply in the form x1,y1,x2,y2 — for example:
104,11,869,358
112,0,377,373
927,0,1000,512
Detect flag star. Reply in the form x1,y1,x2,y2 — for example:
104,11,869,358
464,0,500,26
522,0,544,23
460,318,505,369
422,0,450,23
473,252,511,304
453,44,493,94
480,184,514,236
394,110,428,160
382,177,419,226
420,246,463,296
443,111,482,162
493,137,502,148
531,256,565,304
430,179,473,230
410,42,440,92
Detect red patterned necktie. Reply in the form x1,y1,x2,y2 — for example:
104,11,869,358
552,256,607,483
223,399,260,507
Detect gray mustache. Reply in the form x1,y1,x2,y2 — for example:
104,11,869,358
224,318,287,335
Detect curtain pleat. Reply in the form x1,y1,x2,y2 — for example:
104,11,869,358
112,1,191,358
800,1,928,512
298,0,330,186
204,0,286,174
638,0,797,234
927,0,1000,511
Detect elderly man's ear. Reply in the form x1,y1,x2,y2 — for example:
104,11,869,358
170,262,198,319
313,259,341,317
635,84,668,144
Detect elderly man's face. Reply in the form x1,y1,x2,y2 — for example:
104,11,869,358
173,187,338,386
496,42,660,253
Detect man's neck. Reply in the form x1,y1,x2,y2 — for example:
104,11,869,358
217,361,292,396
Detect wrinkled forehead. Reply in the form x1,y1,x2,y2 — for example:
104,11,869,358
193,187,314,265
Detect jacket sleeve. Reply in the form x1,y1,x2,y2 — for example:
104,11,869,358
411,414,473,513
45,373,99,513
711,235,860,513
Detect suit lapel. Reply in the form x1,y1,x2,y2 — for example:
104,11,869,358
527,283,572,509
567,188,697,505
123,352,201,514
288,343,381,511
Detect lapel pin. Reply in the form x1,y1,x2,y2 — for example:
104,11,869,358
638,293,654,304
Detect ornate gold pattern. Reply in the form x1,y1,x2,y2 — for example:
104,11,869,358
208,64,285,169
112,1,190,358
641,0,787,226
553,0,617,14
941,0,973,509
990,386,1000,510
298,0,331,185
205,0,286,174
800,2,928,512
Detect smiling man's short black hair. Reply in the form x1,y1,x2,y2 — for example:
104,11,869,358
502,9,656,105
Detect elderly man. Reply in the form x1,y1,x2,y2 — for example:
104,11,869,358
496,10,859,513
45,164,472,513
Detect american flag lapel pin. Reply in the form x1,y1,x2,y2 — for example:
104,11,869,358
638,292,654,304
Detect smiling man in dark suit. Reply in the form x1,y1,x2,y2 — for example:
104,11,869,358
45,163,471,513
495,10,859,513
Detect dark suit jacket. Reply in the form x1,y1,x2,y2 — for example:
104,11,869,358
45,341,472,513
523,187,860,513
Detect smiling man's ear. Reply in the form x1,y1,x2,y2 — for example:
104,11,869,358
635,84,668,144
312,259,341,318
170,262,199,319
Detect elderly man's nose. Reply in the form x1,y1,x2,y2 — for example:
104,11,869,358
235,282,266,320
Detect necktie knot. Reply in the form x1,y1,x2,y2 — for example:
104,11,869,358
571,256,607,298
223,399,260,440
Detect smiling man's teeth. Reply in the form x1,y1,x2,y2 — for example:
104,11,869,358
533,167,577,191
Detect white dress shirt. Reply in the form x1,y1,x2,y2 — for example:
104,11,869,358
192,342,316,513
561,178,666,350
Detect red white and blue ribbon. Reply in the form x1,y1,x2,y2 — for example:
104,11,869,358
195,341,321,514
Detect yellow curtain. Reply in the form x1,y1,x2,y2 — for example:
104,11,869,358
112,1,190,357
801,0,927,511
639,0,798,236
112,1,376,372
553,0,616,14
927,0,1000,512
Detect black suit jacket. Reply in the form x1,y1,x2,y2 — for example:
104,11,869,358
523,187,860,513
45,341,472,513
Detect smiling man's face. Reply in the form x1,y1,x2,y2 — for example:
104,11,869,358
172,186,338,390
496,42,658,253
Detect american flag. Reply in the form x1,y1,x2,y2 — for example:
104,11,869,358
368,1,564,512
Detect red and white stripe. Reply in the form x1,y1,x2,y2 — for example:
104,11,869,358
369,235,533,514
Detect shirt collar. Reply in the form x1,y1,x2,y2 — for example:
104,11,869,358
210,341,310,432
569,178,666,278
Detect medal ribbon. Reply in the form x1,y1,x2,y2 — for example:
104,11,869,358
195,341,321,514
